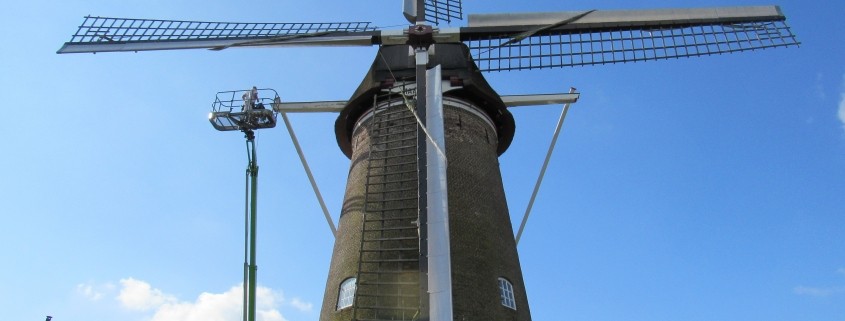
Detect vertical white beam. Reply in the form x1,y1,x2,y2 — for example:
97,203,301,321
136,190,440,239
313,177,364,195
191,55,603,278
426,65,453,321
403,0,418,23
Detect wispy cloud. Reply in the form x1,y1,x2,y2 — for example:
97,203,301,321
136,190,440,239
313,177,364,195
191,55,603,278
113,278,304,321
794,285,845,297
76,282,114,301
288,297,314,312
815,72,827,100
794,268,845,297
838,73,845,133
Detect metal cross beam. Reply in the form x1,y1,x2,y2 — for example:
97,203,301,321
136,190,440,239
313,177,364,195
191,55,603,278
270,93,580,113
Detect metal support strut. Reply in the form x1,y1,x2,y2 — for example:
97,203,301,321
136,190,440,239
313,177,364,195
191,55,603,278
243,129,259,321
515,87,577,245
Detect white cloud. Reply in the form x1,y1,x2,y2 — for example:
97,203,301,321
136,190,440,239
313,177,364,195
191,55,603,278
116,278,293,321
118,278,177,311
258,309,286,321
288,297,314,312
149,285,286,321
149,286,246,321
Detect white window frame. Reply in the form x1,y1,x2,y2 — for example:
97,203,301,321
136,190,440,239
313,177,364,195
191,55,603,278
337,277,357,310
498,277,517,310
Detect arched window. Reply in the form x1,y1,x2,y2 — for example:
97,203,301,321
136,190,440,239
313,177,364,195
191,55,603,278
336,277,357,310
498,277,517,310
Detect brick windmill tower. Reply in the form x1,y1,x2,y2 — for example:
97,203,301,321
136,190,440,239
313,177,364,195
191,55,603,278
58,1,799,320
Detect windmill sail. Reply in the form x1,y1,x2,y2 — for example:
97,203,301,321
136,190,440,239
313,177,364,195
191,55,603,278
57,16,378,54
425,0,463,24
404,0,463,25
460,6,800,71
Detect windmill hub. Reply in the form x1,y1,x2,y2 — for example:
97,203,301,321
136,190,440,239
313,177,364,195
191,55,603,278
407,24,435,48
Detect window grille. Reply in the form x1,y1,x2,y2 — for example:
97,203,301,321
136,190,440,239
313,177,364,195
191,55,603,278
337,277,357,310
498,277,516,310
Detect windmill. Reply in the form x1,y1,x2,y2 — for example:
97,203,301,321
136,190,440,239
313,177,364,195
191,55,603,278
57,1,799,321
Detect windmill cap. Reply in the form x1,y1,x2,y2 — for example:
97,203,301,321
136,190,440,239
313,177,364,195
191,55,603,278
335,43,515,159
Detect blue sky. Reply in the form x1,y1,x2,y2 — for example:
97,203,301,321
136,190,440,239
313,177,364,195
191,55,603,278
1,0,844,320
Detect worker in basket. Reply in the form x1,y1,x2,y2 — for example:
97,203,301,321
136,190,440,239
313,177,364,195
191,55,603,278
242,86,261,111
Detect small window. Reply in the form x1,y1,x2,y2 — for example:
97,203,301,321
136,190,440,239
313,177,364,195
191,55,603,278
337,277,357,310
498,277,516,310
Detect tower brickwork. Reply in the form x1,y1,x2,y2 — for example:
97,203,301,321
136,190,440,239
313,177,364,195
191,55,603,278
320,94,531,321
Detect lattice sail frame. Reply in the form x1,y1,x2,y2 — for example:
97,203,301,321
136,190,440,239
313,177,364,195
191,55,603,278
425,0,463,25
58,6,800,74
65,16,375,44
460,6,800,72
466,20,799,72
